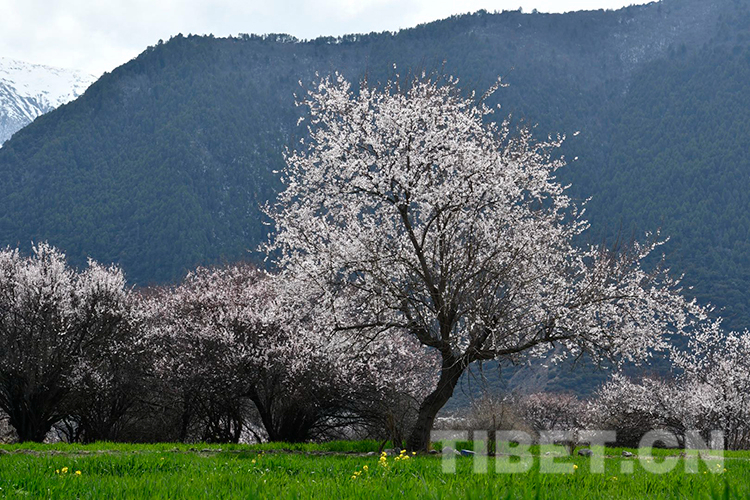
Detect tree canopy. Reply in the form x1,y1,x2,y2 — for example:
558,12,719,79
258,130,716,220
265,73,709,450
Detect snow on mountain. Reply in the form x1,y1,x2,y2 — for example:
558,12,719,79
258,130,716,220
0,57,95,146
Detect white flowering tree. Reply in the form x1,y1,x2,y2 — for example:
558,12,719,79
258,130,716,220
588,373,685,447
0,243,132,442
672,326,750,449
265,72,708,450
141,264,273,442
142,263,437,443
518,392,585,434
590,326,750,450
587,323,750,450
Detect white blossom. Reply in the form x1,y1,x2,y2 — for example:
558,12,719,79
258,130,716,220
0,242,132,442
265,72,709,449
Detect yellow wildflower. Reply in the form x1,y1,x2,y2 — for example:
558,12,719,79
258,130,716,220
362,465,368,471
75,471,81,476
61,467,68,474
573,464,578,470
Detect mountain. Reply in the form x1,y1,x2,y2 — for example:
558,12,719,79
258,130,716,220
0,0,749,345
0,57,94,146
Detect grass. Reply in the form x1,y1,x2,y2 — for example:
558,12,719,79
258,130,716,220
0,441,746,498
0,439,383,454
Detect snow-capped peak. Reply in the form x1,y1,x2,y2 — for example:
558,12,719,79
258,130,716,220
0,57,96,146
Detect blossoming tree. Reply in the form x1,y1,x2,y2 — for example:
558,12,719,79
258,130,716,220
588,373,684,447
672,326,750,449
142,263,437,443
0,243,132,442
265,72,709,451
140,264,267,442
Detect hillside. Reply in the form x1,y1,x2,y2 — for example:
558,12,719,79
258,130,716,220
0,0,748,340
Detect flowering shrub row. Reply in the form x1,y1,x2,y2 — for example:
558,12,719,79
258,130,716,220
0,244,438,444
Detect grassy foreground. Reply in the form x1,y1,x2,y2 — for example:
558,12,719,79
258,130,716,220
0,441,745,499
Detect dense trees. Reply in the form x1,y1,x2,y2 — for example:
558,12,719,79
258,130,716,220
577,325,750,450
0,241,746,451
673,327,750,450
0,245,437,444
265,72,709,451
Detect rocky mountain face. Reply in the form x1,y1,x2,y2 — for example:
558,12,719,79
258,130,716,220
0,57,94,146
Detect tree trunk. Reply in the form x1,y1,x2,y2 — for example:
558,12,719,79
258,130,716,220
4,384,63,442
407,354,466,452
8,407,54,443
252,396,315,443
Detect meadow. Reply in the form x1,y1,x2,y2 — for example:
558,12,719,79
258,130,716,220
0,441,747,499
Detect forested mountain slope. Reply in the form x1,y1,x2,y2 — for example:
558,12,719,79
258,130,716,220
0,0,748,337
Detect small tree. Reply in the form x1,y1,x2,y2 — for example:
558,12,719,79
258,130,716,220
0,243,132,442
592,327,750,450
518,392,584,435
672,326,750,450
588,374,683,447
341,329,439,446
266,72,708,450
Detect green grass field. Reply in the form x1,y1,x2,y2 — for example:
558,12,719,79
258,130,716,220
0,441,745,499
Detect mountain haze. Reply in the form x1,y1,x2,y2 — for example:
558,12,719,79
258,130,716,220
0,0,749,338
